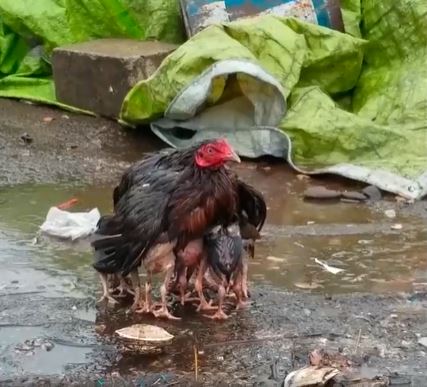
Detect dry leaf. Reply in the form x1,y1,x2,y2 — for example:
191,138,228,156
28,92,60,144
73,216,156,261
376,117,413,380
284,366,340,387
314,258,344,274
115,324,174,342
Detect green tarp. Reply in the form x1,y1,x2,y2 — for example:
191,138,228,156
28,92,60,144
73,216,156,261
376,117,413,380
0,1,426,198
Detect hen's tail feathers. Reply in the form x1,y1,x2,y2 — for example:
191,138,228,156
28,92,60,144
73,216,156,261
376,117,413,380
96,215,123,234
92,215,127,274
237,181,267,232
92,234,125,273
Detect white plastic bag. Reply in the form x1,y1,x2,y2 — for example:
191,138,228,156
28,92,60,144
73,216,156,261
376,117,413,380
40,207,101,240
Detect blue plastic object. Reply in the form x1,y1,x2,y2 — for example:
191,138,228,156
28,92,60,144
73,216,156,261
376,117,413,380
180,0,344,37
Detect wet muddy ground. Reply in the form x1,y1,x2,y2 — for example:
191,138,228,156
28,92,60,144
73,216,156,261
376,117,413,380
0,98,427,385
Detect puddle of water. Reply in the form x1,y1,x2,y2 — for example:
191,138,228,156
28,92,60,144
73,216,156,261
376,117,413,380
0,168,426,298
235,162,427,294
0,163,426,379
0,326,91,376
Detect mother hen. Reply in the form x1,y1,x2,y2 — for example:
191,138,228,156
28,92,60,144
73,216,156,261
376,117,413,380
92,138,265,319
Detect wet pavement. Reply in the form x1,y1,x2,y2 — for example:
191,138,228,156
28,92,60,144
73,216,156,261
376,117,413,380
0,98,427,385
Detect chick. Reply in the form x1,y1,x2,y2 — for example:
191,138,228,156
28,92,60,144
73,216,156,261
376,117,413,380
197,223,248,320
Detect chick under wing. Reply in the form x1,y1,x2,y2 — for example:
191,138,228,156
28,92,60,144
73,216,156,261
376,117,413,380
205,224,243,282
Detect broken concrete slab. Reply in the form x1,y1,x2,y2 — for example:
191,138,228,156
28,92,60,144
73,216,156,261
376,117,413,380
52,39,177,118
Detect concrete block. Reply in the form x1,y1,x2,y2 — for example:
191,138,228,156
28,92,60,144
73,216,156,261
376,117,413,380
52,39,177,118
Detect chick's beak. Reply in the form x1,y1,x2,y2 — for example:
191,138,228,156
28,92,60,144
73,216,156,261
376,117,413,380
227,149,241,163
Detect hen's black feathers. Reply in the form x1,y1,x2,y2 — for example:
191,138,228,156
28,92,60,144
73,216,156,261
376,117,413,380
113,143,204,208
236,179,266,232
92,141,267,277
93,166,182,276
92,141,238,277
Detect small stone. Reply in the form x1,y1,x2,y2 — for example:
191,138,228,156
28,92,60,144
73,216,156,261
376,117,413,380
362,185,382,201
418,338,427,348
296,174,310,181
358,239,373,245
20,133,33,144
391,223,403,230
43,116,54,123
384,209,396,218
33,338,44,347
304,186,341,199
342,191,367,201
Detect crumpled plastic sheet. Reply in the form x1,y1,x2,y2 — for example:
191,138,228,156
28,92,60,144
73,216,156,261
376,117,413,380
40,207,101,240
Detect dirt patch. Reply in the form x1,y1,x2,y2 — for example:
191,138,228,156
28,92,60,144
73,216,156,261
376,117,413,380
1,289,426,385
0,98,163,186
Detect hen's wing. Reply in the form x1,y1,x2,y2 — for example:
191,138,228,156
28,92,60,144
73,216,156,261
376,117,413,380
236,179,267,232
165,169,237,251
113,145,200,207
113,149,178,207
92,167,182,276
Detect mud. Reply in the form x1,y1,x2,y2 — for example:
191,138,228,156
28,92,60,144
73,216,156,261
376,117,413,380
0,99,163,186
0,98,427,385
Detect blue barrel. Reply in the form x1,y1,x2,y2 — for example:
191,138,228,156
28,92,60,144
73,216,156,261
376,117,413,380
180,0,344,37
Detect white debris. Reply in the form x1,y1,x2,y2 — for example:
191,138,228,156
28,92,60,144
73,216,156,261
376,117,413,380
314,258,345,274
40,207,100,240
115,324,174,342
384,209,396,218
266,256,285,263
418,337,427,348
284,366,340,387
391,223,403,230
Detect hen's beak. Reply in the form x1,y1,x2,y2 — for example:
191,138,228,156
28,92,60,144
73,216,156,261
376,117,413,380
227,149,241,163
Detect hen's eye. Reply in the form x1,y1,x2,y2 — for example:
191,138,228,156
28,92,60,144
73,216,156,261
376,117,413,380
207,147,213,154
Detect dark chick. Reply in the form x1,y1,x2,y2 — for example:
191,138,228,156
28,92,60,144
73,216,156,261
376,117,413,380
201,222,248,320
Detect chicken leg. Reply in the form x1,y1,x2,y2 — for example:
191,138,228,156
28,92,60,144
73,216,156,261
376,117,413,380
205,283,228,320
241,256,250,300
129,270,141,311
116,274,135,297
152,263,180,320
97,273,118,304
233,271,249,310
136,273,154,314
195,257,216,312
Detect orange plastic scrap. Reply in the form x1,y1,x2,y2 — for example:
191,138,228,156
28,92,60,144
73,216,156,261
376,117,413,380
56,198,79,210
